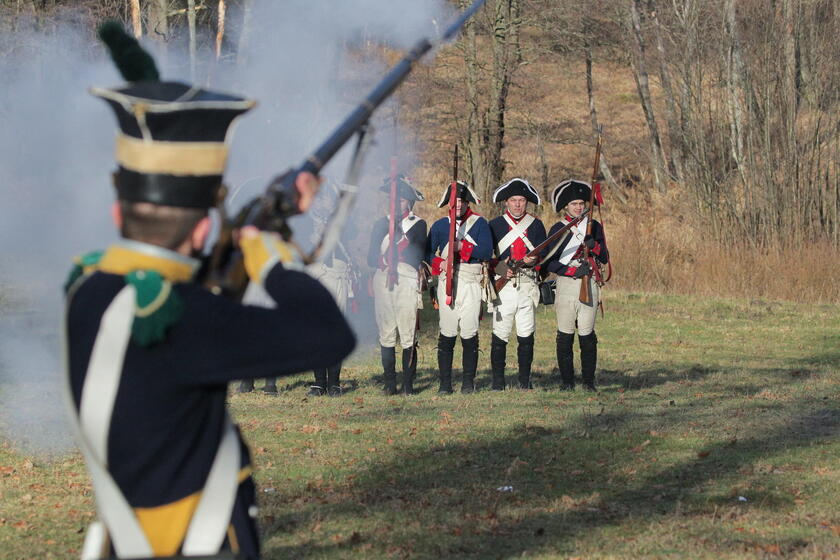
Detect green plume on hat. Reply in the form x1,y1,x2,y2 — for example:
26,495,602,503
97,20,160,82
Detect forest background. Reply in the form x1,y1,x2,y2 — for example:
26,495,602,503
1,0,838,303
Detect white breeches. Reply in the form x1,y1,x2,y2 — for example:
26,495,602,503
437,263,483,338
373,263,421,349
492,274,539,342
553,276,599,335
307,259,351,313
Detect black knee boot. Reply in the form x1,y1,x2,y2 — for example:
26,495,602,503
556,331,575,390
461,336,479,394
262,377,278,394
327,363,342,396
490,334,507,390
437,334,456,394
307,369,327,396
402,347,416,395
579,332,598,392
517,334,535,389
381,346,397,395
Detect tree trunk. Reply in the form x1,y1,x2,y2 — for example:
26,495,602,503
627,0,666,193
648,0,684,183
187,0,197,80
148,0,169,66
216,0,226,60
129,0,142,38
462,0,488,197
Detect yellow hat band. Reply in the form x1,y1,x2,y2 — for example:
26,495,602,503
116,134,229,177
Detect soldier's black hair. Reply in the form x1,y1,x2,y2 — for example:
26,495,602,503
98,20,160,82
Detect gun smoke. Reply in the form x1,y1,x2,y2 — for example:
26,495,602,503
0,0,453,455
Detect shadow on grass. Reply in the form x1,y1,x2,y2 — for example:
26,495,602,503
259,399,840,559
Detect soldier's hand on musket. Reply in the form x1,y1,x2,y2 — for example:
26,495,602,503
295,171,323,213
505,259,517,279
572,261,592,279
522,254,537,266
583,235,597,250
238,226,302,281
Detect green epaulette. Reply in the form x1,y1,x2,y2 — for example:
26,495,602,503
64,250,104,293
125,270,184,347
65,251,184,347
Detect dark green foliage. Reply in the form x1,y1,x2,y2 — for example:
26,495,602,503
97,20,159,82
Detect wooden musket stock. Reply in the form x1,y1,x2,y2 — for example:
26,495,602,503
493,208,590,294
578,132,603,305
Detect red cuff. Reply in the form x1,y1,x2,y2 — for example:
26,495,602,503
591,241,602,256
459,241,475,262
564,266,578,277
431,256,444,276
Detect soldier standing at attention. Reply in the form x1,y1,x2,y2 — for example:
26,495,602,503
303,184,357,397
427,181,492,394
541,180,609,391
64,24,355,559
366,175,427,395
488,178,547,390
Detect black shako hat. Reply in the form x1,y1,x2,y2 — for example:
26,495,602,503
92,22,255,208
552,179,597,212
436,180,481,208
492,177,540,204
379,174,424,203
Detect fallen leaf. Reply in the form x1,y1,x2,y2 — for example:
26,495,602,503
631,440,651,453
697,450,711,459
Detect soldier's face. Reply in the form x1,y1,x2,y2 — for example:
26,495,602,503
399,198,411,215
566,200,586,217
455,198,469,217
505,195,528,218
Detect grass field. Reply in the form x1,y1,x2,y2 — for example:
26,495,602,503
1,290,839,559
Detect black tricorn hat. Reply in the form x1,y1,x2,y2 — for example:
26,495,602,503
92,22,255,208
551,179,597,212
436,180,481,208
492,177,540,204
379,174,424,202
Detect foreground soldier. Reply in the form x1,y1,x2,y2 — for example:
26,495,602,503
427,181,492,393
64,25,355,559
541,180,609,391
488,178,547,390
367,175,427,395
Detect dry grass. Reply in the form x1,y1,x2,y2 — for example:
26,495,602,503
397,44,840,304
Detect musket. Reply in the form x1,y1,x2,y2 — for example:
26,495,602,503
204,0,487,298
386,156,399,290
444,145,459,306
579,130,603,305
493,208,590,294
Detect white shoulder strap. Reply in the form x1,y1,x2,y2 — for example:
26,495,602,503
380,214,420,255
496,214,536,256
70,286,154,558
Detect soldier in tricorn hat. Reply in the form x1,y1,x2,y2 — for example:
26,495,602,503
541,179,609,391
488,178,547,390
427,181,492,394
63,23,354,559
367,174,427,395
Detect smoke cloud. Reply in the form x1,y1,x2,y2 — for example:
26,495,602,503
0,0,454,454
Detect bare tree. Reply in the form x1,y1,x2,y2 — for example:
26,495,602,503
626,0,667,193
460,0,523,202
